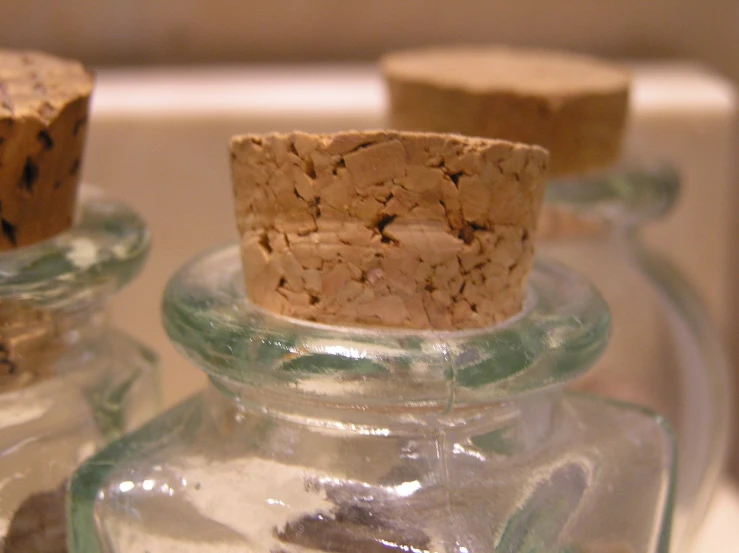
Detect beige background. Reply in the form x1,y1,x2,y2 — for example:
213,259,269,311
0,1,737,80
2,1,739,467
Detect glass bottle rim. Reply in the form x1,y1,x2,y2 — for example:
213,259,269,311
163,244,610,408
0,185,149,310
545,161,680,227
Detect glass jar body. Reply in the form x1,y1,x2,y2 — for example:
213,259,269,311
0,187,160,552
539,167,731,552
70,385,673,553
69,246,674,553
0,325,158,552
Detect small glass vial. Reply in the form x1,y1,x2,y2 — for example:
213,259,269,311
69,243,674,553
0,186,159,552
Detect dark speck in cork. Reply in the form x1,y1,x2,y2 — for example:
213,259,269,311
18,158,38,192
37,130,54,150
1,218,17,246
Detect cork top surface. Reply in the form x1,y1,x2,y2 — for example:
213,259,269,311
0,49,93,122
381,46,629,96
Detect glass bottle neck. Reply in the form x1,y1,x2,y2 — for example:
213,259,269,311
0,299,108,390
206,374,562,452
0,186,150,390
164,243,609,448
538,162,679,240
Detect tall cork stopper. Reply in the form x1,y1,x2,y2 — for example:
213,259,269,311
381,46,629,177
0,49,93,251
230,131,548,330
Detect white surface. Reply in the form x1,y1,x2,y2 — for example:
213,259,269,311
93,63,736,117
93,65,382,117
630,64,736,113
693,480,739,552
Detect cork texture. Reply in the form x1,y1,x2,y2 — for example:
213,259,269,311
0,49,93,250
381,46,629,176
230,131,548,330
0,305,60,391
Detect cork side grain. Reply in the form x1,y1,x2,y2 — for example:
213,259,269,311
230,131,549,330
0,49,93,250
381,46,629,176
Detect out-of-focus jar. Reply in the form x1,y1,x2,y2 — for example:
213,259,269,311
0,186,160,552
379,45,731,550
69,243,675,553
539,165,732,552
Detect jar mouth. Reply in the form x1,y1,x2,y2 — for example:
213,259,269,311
544,161,679,228
163,244,610,409
0,185,149,309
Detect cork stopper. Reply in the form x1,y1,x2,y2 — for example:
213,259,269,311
0,49,93,251
381,46,630,176
230,130,549,330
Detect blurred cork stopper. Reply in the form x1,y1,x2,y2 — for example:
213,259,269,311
0,301,89,391
0,49,93,251
230,130,548,330
381,46,629,177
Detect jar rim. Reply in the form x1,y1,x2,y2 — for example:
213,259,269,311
545,161,680,227
163,244,610,408
0,185,149,309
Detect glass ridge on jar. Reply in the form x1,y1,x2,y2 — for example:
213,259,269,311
0,185,160,552
539,164,732,552
69,243,674,553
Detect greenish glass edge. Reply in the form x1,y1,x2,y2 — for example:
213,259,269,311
546,163,680,226
0,185,150,305
565,391,678,553
68,395,202,553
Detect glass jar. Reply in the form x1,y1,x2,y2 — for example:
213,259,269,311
69,243,675,553
0,186,160,552
539,165,732,552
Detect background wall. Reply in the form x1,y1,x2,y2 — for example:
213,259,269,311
0,1,737,82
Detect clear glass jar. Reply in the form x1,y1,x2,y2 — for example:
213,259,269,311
69,243,675,553
539,165,732,552
0,186,160,552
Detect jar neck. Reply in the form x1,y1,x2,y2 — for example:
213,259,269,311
0,186,150,391
0,299,108,390
536,205,614,241
164,244,610,449
206,374,562,450
538,162,680,240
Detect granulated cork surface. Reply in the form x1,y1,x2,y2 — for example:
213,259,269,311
231,131,548,329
